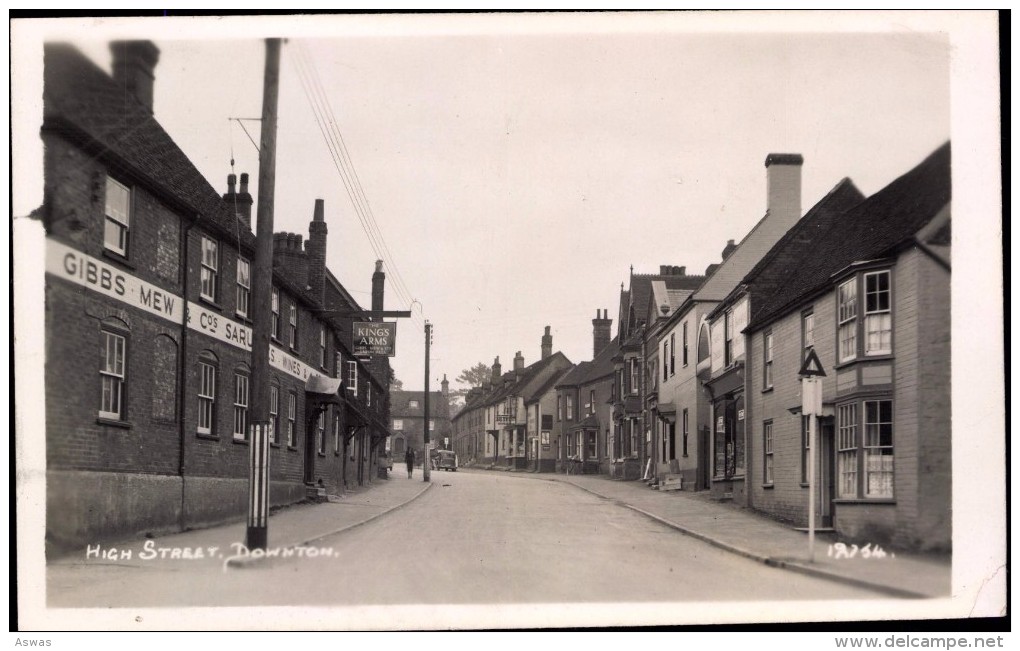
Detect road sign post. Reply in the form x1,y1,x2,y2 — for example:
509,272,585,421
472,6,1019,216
799,347,826,563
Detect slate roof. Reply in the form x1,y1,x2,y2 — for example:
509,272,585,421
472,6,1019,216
486,351,571,405
747,142,950,331
42,43,250,249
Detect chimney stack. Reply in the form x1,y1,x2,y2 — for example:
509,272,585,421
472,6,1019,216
110,40,160,114
305,200,327,303
592,309,612,357
441,374,449,397
223,172,254,231
765,153,803,226
541,325,553,360
492,356,502,380
371,260,385,314
513,351,525,372
721,239,737,261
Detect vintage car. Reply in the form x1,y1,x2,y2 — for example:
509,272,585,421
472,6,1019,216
436,449,458,472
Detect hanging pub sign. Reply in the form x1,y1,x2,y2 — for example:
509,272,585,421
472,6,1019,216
353,321,397,357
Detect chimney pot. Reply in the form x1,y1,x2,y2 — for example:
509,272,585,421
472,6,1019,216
765,152,803,227
239,173,249,193
227,174,237,193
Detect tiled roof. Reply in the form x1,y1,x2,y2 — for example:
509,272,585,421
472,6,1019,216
559,337,620,388
390,390,451,419
747,142,950,331
42,43,250,249
626,273,705,332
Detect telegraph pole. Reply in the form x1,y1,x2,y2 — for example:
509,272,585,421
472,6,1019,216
423,321,432,482
246,38,281,551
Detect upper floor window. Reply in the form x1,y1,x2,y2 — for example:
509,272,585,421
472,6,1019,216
100,329,127,420
271,287,280,340
393,419,404,431
566,394,574,420
629,358,639,394
236,258,251,318
429,419,435,431
409,400,419,408
837,278,858,362
839,270,893,362
319,325,327,368
697,323,710,364
200,237,219,302
682,322,689,367
347,361,358,397
285,304,297,349
670,332,676,376
557,395,562,421
802,310,815,360
763,331,774,389
589,389,596,416
663,341,669,382
104,177,130,256
723,309,734,366
367,381,372,407
864,271,892,355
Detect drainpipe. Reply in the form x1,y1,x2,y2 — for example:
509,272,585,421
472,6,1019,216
178,215,198,531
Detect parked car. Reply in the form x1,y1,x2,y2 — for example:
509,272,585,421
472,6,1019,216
436,449,458,472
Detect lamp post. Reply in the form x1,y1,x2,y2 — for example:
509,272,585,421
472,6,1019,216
423,320,432,482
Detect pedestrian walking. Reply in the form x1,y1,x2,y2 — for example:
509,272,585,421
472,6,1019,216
405,447,415,479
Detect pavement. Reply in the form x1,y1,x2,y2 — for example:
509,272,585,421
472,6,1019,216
485,467,951,599
50,465,950,598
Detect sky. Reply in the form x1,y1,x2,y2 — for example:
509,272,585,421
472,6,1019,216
9,12,969,392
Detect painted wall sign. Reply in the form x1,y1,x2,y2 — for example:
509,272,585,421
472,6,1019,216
187,301,253,351
48,237,327,385
352,321,396,357
46,239,184,325
737,408,745,421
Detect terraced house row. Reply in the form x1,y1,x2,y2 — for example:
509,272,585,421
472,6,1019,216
40,41,393,553
453,144,951,551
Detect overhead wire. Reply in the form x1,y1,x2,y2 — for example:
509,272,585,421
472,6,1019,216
287,44,425,331
290,42,424,330
289,47,423,330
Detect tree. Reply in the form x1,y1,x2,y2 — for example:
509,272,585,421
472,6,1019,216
455,362,491,390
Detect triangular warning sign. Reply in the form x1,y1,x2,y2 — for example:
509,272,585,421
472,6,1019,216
799,348,827,377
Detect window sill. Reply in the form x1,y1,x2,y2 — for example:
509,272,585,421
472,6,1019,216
232,437,249,445
287,445,298,451
234,313,253,325
762,386,774,394
96,417,131,429
317,452,326,457
833,354,895,372
833,498,896,505
196,432,219,441
101,249,135,270
270,442,281,449
198,295,222,311
762,483,775,489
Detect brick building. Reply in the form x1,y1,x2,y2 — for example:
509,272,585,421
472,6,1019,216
557,312,618,476
41,41,390,553
740,143,951,551
612,268,705,480
389,383,453,464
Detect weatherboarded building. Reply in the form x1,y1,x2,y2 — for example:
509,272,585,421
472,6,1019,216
741,143,951,551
